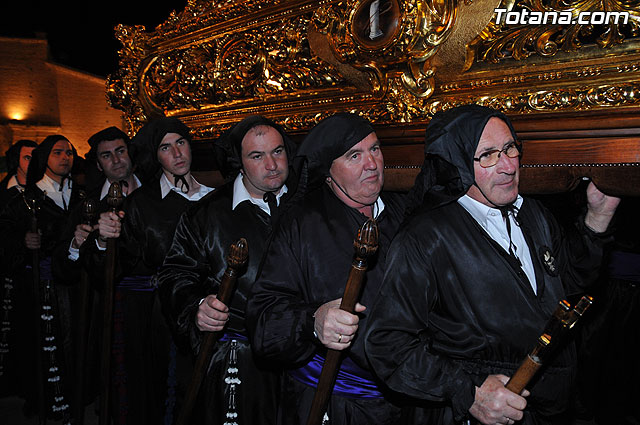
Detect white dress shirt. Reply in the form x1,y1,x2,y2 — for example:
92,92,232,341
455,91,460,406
457,194,537,293
231,173,288,216
99,175,143,200
92,174,214,253
160,173,213,201
36,173,72,210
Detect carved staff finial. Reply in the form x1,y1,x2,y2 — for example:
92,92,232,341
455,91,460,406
176,238,249,425
106,181,124,212
226,238,249,270
307,218,380,425
353,218,379,259
505,295,594,394
82,198,98,225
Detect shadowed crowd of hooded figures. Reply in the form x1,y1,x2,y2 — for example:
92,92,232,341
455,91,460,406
0,105,635,425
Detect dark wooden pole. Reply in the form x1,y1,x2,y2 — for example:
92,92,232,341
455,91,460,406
24,193,47,425
306,219,379,425
99,183,124,425
72,198,97,425
175,238,249,425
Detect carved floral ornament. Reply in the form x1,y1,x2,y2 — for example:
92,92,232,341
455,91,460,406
106,0,640,136
465,0,640,70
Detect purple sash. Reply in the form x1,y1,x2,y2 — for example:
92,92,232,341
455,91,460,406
288,353,383,399
41,256,54,281
220,332,249,342
117,275,154,291
26,256,54,281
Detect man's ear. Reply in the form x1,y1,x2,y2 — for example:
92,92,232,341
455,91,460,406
96,161,103,172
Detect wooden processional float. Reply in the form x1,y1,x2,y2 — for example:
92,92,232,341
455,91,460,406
105,0,639,196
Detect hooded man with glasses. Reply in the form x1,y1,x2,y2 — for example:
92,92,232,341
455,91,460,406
364,104,621,425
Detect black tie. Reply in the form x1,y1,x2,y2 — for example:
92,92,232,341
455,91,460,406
173,174,189,193
119,180,129,196
499,205,521,267
59,175,69,210
263,191,279,222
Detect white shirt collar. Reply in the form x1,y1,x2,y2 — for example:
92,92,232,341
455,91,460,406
100,175,143,200
457,194,523,227
458,194,536,293
36,173,73,210
160,173,213,201
231,173,288,215
6,175,22,191
372,196,385,219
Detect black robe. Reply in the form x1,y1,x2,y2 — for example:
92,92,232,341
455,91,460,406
0,183,83,419
0,178,22,213
364,198,611,424
51,182,131,410
158,182,282,425
81,181,201,425
246,185,407,425
53,185,104,285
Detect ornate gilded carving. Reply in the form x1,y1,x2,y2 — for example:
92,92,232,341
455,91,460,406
143,19,347,114
105,0,640,139
107,24,153,133
425,82,640,116
313,0,459,100
465,0,640,71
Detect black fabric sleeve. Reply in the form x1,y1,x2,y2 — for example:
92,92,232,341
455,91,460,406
246,217,321,367
157,209,214,353
364,228,477,422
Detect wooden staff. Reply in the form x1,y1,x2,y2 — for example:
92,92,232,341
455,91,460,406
505,295,593,394
99,182,124,425
73,197,97,425
175,238,249,425
23,192,47,424
306,218,379,425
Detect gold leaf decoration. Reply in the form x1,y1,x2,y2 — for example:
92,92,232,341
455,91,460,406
465,0,640,71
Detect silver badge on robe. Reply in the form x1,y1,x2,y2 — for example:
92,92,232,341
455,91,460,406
540,246,558,276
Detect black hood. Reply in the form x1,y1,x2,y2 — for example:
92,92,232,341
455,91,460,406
408,104,518,213
214,115,297,182
131,117,191,185
26,135,78,187
4,139,38,177
292,112,375,199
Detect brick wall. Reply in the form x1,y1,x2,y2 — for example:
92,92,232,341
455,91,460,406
0,36,125,160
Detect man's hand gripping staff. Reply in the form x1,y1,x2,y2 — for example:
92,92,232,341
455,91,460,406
176,238,249,425
307,218,379,425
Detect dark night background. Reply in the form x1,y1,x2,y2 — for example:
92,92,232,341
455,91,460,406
1,1,186,77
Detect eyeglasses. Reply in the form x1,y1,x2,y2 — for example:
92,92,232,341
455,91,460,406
473,141,521,168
